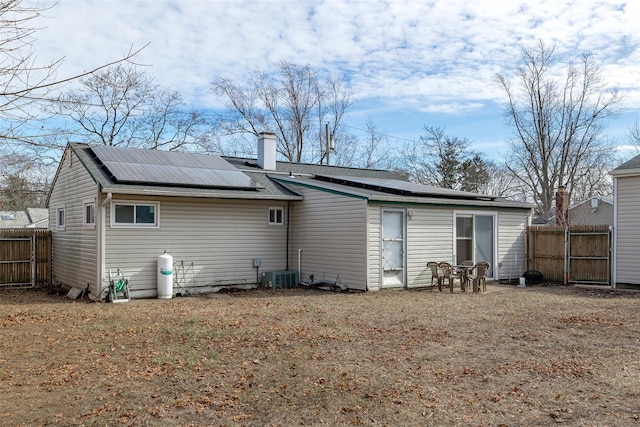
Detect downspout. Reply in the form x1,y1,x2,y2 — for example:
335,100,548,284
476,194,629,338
285,200,291,271
612,177,617,288
97,190,112,300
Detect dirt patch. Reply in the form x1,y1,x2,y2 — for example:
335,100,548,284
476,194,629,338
1,284,639,426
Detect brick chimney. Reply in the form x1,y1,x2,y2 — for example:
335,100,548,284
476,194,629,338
257,132,277,171
555,185,570,226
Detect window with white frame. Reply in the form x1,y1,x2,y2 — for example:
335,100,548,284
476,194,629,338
56,207,65,230
268,206,284,225
83,201,95,227
111,202,158,227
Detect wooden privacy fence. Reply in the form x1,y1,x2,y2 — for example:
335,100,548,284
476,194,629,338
0,229,52,288
527,225,612,286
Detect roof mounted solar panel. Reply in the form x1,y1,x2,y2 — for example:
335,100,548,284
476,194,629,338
315,175,497,200
90,145,261,190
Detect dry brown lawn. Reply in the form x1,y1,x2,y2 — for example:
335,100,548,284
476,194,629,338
1,284,639,426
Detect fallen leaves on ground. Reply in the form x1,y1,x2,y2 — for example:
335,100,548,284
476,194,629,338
1,285,639,426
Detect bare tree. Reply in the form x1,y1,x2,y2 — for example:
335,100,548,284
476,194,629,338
0,1,62,125
496,40,620,213
0,1,144,143
0,153,49,209
629,120,640,154
330,118,392,170
0,1,145,208
212,61,352,163
479,162,523,199
52,64,206,150
359,119,390,170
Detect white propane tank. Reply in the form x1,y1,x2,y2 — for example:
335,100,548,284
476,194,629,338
157,250,174,299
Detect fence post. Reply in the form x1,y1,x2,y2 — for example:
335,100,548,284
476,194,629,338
564,227,569,285
31,233,36,288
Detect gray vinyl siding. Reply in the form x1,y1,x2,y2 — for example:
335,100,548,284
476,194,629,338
497,211,528,280
49,149,98,294
368,205,529,289
367,206,381,290
103,196,289,297
405,206,455,289
569,201,613,226
288,185,369,291
368,205,455,291
614,176,640,285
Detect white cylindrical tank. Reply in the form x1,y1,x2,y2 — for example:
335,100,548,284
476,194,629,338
157,251,174,299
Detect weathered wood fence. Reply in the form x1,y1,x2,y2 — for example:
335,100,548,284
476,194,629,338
0,229,52,288
527,225,612,286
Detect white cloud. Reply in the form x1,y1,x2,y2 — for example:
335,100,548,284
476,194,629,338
30,0,640,148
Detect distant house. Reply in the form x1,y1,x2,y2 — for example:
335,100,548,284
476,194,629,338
46,133,533,300
0,208,49,229
610,155,640,288
533,195,613,226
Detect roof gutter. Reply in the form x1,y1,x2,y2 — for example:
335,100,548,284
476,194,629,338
96,186,303,201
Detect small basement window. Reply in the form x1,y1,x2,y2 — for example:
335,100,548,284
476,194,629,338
268,206,284,226
112,202,158,227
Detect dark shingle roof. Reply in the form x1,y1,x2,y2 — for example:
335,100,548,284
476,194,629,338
71,144,301,200
611,154,640,176
62,144,531,210
222,157,404,180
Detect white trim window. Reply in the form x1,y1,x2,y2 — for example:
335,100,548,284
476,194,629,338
56,207,66,230
111,201,159,228
268,206,284,226
83,201,95,227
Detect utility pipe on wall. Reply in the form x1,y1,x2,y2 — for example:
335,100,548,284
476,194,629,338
97,191,112,299
298,249,302,283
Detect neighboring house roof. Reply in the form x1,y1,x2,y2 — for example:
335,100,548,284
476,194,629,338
50,143,532,210
0,208,49,228
610,154,640,177
532,196,613,226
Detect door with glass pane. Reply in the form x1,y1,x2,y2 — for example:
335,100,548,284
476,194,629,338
381,209,405,288
455,214,495,278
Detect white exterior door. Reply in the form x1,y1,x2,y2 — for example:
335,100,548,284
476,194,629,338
381,209,405,288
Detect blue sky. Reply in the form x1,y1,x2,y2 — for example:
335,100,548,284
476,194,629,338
34,0,640,162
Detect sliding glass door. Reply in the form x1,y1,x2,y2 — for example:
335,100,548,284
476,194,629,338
455,213,495,277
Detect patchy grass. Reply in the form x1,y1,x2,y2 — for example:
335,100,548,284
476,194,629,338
1,284,639,426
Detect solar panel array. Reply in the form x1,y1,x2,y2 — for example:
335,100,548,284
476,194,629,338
91,145,260,190
318,175,495,199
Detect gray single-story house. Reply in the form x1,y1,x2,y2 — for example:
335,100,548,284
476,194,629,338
47,133,533,300
610,155,640,288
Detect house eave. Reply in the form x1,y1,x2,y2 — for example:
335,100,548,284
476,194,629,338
610,168,640,178
97,185,303,201
368,195,533,209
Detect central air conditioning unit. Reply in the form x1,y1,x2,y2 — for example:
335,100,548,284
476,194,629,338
262,271,299,289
